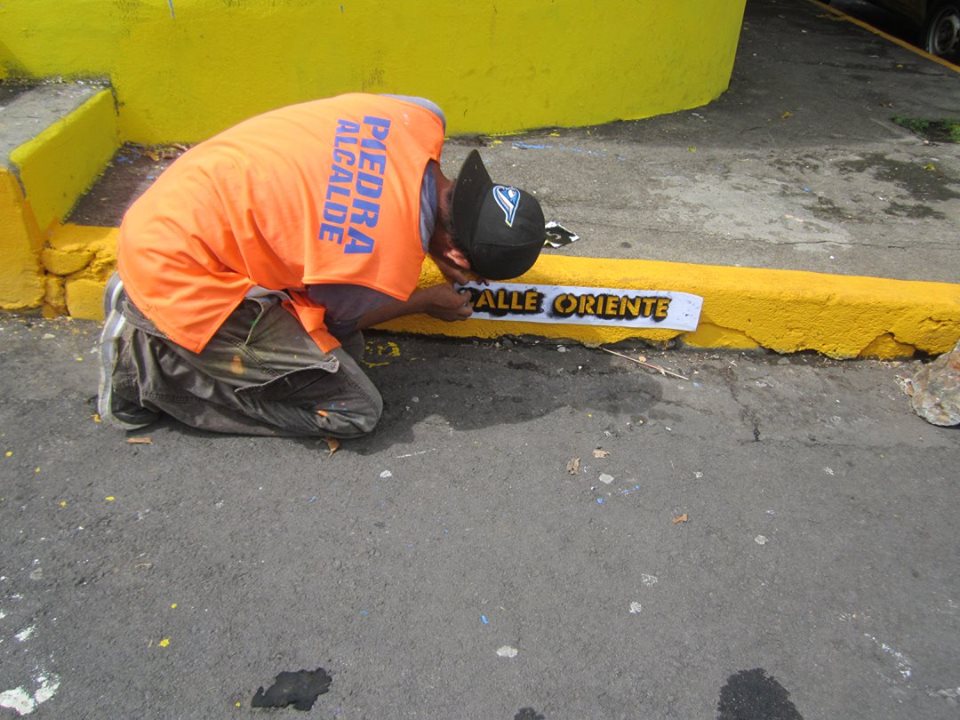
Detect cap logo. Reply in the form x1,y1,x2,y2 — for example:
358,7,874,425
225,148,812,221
492,185,521,227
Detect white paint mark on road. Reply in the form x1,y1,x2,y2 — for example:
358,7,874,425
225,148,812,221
0,672,60,716
865,633,913,680
927,687,960,707
496,645,518,658
33,674,60,705
0,688,34,715
394,449,434,459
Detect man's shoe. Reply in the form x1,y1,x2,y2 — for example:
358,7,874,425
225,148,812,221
97,275,159,431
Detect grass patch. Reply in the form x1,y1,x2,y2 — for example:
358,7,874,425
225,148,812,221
892,116,960,143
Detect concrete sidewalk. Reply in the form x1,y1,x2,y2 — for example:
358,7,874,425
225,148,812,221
450,0,959,284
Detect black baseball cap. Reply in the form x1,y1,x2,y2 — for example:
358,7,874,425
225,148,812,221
451,150,545,280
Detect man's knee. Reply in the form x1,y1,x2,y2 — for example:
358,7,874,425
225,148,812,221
350,397,383,436
317,388,383,438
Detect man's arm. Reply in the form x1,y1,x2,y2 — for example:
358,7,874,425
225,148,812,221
355,284,473,329
307,283,473,337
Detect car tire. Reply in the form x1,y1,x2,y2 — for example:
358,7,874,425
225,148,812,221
923,1,960,58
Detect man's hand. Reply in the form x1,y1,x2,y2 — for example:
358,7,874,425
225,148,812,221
413,284,474,321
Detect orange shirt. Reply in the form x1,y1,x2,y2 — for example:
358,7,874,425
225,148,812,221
118,94,445,353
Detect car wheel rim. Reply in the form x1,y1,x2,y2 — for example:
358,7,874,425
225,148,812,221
930,8,960,57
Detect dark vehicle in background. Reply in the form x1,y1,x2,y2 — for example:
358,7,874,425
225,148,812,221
862,0,960,58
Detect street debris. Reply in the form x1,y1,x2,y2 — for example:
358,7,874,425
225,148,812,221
592,448,610,458
324,437,340,457
899,340,960,426
543,221,580,248
672,513,689,525
640,574,658,587
138,143,189,162
126,437,152,445
629,601,643,615
496,645,519,658
755,535,769,545
566,457,581,474
379,470,393,479
599,347,690,381
598,473,614,485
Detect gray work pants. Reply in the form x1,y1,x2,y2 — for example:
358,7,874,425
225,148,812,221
112,291,383,437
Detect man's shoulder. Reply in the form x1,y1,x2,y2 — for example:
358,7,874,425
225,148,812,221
381,95,446,132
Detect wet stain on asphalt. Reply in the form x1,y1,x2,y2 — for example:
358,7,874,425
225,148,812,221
883,201,945,219
514,708,546,720
370,340,662,432
717,668,802,720
251,667,332,711
836,153,960,203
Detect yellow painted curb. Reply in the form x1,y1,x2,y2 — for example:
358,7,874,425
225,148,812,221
383,256,960,359
0,170,44,309
1,89,119,312
59,224,959,359
44,225,118,319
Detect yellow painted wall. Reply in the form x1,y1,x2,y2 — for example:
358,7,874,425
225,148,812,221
0,0,746,144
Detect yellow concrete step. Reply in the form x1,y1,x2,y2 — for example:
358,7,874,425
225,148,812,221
0,81,118,314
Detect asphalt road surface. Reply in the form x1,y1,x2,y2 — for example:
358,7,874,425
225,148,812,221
2,315,958,719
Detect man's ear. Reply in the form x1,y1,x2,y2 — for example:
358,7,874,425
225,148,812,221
430,244,474,285
440,245,470,270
